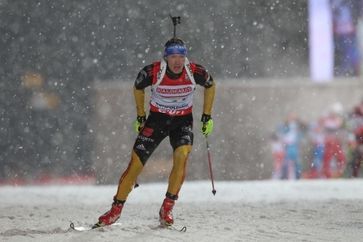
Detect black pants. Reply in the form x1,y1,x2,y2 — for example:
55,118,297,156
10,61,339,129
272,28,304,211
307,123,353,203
133,111,193,165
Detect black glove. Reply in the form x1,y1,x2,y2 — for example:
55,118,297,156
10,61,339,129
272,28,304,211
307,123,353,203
133,115,146,133
201,114,214,136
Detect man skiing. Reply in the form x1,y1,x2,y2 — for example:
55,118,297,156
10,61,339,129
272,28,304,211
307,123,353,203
94,36,216,228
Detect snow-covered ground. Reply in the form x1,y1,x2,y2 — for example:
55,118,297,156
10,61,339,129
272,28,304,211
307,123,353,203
1,179,363,242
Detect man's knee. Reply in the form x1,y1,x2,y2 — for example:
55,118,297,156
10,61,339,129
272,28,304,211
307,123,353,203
173,145,192,161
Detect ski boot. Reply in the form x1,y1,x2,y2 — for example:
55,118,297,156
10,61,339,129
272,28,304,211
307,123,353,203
95,198,124,227
159,197,175,226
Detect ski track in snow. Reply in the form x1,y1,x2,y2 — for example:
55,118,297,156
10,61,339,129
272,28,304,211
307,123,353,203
1,180,363,242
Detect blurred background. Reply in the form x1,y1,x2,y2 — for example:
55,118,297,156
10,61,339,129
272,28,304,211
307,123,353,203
1,0,363,185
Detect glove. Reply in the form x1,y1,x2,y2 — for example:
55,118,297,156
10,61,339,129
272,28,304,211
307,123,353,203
133,115,146,133
201,114,214,136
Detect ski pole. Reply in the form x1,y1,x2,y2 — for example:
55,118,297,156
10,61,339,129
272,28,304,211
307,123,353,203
205,136,216,195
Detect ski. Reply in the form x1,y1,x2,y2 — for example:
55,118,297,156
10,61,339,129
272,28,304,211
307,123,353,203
157,224,187,232
168,225,187,232
69,222,121,231
70,222,186,232
69,222,94,231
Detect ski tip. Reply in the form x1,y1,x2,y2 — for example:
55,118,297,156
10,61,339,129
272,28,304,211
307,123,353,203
92,222,102,229
159,223,187,232
212,190,216,195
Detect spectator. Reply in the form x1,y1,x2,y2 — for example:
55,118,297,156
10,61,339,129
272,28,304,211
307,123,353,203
321,102,346,178
276,112,306,180
331,0,361,76
270,133,285,180
305,118,326,178
347,99,363,176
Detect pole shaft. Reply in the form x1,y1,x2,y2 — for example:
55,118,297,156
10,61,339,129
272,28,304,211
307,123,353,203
206,137,216,195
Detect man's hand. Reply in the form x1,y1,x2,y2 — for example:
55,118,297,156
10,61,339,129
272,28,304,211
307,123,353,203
133,116,146,133
201,114,214,136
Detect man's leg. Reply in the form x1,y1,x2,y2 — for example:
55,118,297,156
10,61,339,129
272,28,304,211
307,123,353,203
115,150,144,201
334,141,346,176
166,115,193,199
159,115,193,226
159,145,191,226
97,113,167,226
97,151,146,226
323,141,333,178
166,145,192,199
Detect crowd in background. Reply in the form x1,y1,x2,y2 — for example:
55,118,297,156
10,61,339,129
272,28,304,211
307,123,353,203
269,0,363,180
271,99,363,180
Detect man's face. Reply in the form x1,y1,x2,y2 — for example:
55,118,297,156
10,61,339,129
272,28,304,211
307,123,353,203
166,54,185,74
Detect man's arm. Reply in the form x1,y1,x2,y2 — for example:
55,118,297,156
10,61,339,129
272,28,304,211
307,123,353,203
193,63,216,136
133,64,153,117
134,87,146,117
193,63,216,115
203,81,215,115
